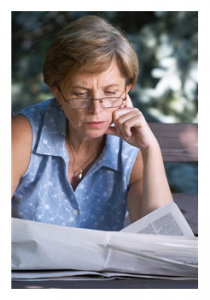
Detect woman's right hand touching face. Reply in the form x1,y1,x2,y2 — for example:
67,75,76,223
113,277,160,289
105,94,159,152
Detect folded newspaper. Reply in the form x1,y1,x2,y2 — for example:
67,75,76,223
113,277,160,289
12,201,198,280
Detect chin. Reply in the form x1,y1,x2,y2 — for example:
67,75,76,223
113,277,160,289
84,128,107,139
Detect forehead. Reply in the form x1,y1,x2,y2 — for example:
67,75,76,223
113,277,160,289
64,62,126,89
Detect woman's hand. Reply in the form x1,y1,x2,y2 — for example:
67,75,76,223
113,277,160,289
106,94,173,219
105,95,158,151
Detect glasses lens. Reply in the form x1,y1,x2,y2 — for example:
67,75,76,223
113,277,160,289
68,97,123,108
102,97,123,108
69,99,90,108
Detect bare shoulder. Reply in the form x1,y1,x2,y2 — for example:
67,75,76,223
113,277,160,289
12,114,32,145
129,150,143,186
11,114,32,196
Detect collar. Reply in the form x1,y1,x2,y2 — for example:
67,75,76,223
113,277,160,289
36,98,122,172
92,134,122,172
36,98,67,158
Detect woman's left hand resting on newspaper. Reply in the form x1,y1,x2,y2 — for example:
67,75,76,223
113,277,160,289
12,15,173,230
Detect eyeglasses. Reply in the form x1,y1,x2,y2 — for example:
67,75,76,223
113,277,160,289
57,86,126,109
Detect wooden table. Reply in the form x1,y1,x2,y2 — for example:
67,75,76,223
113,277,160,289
12,278,198,289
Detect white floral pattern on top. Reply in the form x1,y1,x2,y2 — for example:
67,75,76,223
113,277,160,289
12,98,139,231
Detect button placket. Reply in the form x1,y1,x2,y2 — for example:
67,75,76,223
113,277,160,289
73,209,78,216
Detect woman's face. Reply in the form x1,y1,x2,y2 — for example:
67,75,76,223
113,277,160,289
52,62,131,140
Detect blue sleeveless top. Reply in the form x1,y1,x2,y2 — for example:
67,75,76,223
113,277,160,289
12,98,139,231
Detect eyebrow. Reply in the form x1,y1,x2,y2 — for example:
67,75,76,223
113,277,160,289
70,86,89,90
104,84,120,88
70,84,120,90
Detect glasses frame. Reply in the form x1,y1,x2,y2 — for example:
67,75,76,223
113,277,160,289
57,86,127,109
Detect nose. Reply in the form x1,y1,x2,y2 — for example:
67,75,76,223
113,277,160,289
88,99,104,114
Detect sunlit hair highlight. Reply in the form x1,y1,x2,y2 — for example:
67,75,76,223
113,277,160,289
43,15,139,90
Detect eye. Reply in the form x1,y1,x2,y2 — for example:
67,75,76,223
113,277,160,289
105,91,116,96
74,92,87,97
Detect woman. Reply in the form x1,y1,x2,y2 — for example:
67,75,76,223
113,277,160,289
12,15,173,231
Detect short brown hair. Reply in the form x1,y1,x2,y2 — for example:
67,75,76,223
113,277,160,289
43,15,139,90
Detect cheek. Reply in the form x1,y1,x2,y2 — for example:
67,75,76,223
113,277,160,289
66,109,84,126
105,109,115,124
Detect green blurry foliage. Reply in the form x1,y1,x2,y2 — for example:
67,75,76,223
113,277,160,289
12,11,198,193
12,11,198,123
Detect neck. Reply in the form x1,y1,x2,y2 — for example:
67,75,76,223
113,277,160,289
66,121,105,154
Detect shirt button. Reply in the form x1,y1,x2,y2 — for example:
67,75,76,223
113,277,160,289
73,210,78,216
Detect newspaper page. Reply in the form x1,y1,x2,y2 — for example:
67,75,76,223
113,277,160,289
12,202,198,279
104,232,197,277
122,201,194,236
12,218,108,271
104,202,197,277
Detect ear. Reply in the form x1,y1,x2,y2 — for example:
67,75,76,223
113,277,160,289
50,85,62,107
125,93,133,108
124,85,133,108
50,85,59,98
125,84,132,94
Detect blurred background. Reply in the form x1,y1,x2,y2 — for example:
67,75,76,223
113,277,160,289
12,11,198,194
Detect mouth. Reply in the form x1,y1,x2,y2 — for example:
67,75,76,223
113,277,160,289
86,121,106,128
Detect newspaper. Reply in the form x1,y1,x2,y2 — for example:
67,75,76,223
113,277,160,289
12,270,197,281
12,201,198,280
121,201,194,236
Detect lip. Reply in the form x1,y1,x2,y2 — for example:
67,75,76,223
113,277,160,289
86,121,106,128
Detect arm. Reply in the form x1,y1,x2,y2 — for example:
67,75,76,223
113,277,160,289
126,151,143,222
127,143,173,222
105,96,173,222
140,140,173,218
11,115,32,197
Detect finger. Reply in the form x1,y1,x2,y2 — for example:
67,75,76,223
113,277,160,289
105,126,122,138
114,109,143,126
113,109,139,134
114,115,132,139
122,115,142,137
115,110,144,139
112,107,135,120
106,125,131,141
